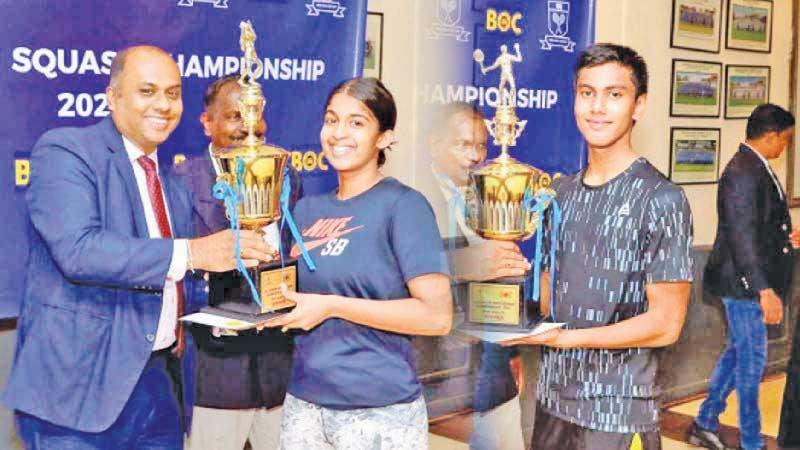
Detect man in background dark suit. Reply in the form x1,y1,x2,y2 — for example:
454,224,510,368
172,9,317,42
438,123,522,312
175,75,298,450
690,104,797,450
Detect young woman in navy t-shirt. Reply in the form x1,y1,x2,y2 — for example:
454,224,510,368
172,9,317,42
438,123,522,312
268,77,452,450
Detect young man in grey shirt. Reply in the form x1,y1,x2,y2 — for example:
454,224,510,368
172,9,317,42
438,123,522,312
503,43,693,450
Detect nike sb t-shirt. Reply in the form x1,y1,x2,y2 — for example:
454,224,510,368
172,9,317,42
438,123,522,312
538,158,693,433
287,177,448,409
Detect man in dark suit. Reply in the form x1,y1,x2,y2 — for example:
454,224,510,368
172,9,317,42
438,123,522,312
176,75,296,450
3,46,272,450
690,103,796,450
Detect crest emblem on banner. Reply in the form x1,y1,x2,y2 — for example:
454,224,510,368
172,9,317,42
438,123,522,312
177,0,229,8
306,0,346,18
539,0,576,52
428,0,470,41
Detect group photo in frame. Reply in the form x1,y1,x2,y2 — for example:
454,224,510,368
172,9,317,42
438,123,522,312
671,0,723,53
670,59,723,117
725,64,770,118
669,127,722,185
726,0,773,53
363,12,384,79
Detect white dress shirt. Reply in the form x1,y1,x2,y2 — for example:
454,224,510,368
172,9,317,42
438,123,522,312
431,163,484,246
123,137,188,351
743,142,785,200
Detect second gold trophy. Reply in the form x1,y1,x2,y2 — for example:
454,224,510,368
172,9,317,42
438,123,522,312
464,43,559,331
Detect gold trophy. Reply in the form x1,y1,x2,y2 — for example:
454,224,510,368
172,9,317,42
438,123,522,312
205,21,298,321
465,44,558,331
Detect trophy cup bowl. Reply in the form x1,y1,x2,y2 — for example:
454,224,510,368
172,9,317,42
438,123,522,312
208,142,299,320
469,156,550,241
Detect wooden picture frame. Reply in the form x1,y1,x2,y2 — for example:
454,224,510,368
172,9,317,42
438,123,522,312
364,12,384,80
725,0,773,53
724,64,770,119
670,59,723,117
669,127,722,185
671,0,723,53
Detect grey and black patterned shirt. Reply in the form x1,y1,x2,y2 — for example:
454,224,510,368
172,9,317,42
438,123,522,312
538,158,693,433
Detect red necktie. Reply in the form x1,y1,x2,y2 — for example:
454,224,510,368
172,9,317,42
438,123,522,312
137,155,185,357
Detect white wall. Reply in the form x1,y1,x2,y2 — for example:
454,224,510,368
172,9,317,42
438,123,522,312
363,0,420,188
596,0,795,246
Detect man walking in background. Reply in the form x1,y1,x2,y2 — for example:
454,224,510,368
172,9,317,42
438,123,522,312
691,103,797,450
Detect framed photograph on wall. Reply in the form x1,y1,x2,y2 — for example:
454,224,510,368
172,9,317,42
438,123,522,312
364,12,383,79
726,0,773,53
669,127,722,185
725,65,770,118
670,59,722,117
787,3,800,206
671,0,723,53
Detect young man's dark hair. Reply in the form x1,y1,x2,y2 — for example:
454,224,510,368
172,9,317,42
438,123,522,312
746,103,795,140
575,43,649,98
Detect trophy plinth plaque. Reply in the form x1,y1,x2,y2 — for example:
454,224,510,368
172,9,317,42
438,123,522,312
463,44,557,331
204,21,297,322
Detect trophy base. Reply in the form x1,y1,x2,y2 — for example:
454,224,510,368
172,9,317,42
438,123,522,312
208,259,298,321
200,304,287,323
461,275,542,332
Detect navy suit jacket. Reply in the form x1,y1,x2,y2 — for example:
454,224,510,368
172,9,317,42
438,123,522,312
704,144,794,300
3,118,198,432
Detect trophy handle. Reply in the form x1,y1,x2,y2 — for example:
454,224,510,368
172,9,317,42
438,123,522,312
514,120,528,140
538,172,552,189
484,118,501,146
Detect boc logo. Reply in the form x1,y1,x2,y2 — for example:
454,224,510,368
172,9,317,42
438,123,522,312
485,8,523,36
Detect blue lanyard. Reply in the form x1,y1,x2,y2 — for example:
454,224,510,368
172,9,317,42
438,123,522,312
212,158,262,307
278,165,316,272
212,159,317,310
523,187,561,322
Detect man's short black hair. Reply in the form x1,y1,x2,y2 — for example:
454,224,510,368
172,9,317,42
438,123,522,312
575,43,648,98
746,103,795,140
203,74,240,109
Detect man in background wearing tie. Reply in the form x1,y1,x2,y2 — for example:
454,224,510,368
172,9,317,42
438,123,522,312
690,103,798,450
3,45,272,450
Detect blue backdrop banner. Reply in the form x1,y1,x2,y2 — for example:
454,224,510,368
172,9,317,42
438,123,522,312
0,0,366,318
417,0,594,173
414,0,595,254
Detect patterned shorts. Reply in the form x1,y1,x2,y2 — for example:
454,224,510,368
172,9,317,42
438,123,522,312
278,393,429,450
